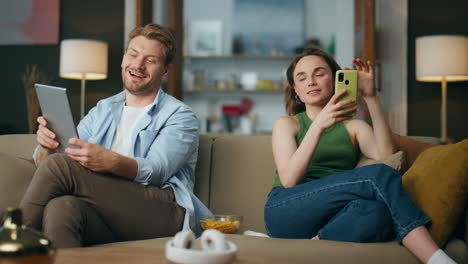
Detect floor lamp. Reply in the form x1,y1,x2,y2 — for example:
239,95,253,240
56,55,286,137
415,35,468,143
60,39,108,119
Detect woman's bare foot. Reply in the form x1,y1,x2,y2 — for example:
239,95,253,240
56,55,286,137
312,235,319,240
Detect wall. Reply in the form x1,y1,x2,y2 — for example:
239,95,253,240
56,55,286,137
0,0,124,134
334,0,354,69
408,0,468,141
375,0,408,135
305,0,354,68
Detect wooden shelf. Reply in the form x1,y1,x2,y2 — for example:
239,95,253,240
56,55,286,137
184,89,284,95
184,54,295,60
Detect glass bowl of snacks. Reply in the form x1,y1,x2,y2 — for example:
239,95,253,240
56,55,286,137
200,215,243,234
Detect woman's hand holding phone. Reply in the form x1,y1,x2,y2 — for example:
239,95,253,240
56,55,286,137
311,89,358,132
334,58,376,117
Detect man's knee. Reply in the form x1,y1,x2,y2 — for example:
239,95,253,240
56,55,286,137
43,196,83,232
43,196,87,248
34,153,76,183
40,153,71,169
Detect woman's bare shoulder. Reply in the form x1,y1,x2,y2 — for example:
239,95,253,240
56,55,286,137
274,115,299,134
344,119,371,131
343,120,370,149
275,115,299,127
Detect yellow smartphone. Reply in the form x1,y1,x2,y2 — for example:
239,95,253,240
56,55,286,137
334,70,358,117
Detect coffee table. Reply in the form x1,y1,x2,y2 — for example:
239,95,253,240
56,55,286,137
0,246,285,264
54,246,285,264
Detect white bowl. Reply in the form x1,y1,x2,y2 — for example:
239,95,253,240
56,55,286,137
165,239,237,264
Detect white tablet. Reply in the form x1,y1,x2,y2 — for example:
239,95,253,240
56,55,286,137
35,84,79,153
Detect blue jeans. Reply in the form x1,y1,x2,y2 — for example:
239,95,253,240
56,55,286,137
264,164,430,242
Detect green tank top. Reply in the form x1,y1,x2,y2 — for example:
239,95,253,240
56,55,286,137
272,111,360,189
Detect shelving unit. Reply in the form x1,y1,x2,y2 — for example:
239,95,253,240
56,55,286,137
185,89,284,94
184,55,295,60
180,0,305,134
184,55,291,88
182,53,291,134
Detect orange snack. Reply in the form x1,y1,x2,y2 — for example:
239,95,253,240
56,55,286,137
200,217,241,234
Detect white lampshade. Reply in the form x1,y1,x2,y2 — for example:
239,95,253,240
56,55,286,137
416,35,468,82
60,39,108,80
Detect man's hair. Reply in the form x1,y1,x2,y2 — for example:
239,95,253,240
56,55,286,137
284,47,341,116
127,24,176,65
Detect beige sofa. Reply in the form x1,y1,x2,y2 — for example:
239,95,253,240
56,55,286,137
0,134,467,263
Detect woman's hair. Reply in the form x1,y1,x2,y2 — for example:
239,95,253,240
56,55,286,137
284,47,341,116
127,24,176,66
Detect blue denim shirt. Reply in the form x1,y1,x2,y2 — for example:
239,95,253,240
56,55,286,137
34,89,213,236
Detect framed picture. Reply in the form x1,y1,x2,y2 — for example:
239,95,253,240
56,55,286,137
0,0,60,45
233,0,304,55
188,20,223,56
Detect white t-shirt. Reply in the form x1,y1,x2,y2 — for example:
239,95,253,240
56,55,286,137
110,104,152,156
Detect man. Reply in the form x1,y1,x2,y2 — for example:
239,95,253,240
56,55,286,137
20,24,212,248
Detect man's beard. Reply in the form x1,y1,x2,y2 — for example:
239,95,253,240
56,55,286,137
126,84,154,96
123,76,157,96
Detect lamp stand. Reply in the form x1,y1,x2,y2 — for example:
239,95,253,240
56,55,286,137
80,73,87,119
441,76,448,144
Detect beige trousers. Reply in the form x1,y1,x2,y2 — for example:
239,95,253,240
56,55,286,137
19,153,185,248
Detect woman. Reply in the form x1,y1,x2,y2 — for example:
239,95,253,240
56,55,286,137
264,48,455,264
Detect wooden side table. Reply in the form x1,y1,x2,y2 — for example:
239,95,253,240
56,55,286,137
1,246,287,264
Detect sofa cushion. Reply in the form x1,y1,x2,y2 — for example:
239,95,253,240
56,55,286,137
402,139,468,247
209,135,276,233
224,234,420,264
193,135,214,206
356,151,407,174
0,153,36,210
0,134,37,160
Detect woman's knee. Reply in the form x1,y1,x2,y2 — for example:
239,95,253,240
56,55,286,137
374,163,400,176
354,200,394,241
337,199,391,221
357,199,392,221
318,199,394,242
359,163,401,184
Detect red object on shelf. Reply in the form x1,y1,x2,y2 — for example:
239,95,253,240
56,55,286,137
240,98,253,115
222,105,241,118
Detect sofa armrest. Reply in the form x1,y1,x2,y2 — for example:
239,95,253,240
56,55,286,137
0,153,36,210
392,134,436,167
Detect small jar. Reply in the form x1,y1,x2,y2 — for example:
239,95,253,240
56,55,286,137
0,207,55,263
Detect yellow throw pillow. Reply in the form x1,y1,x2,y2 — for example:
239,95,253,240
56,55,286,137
402,139,468,247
